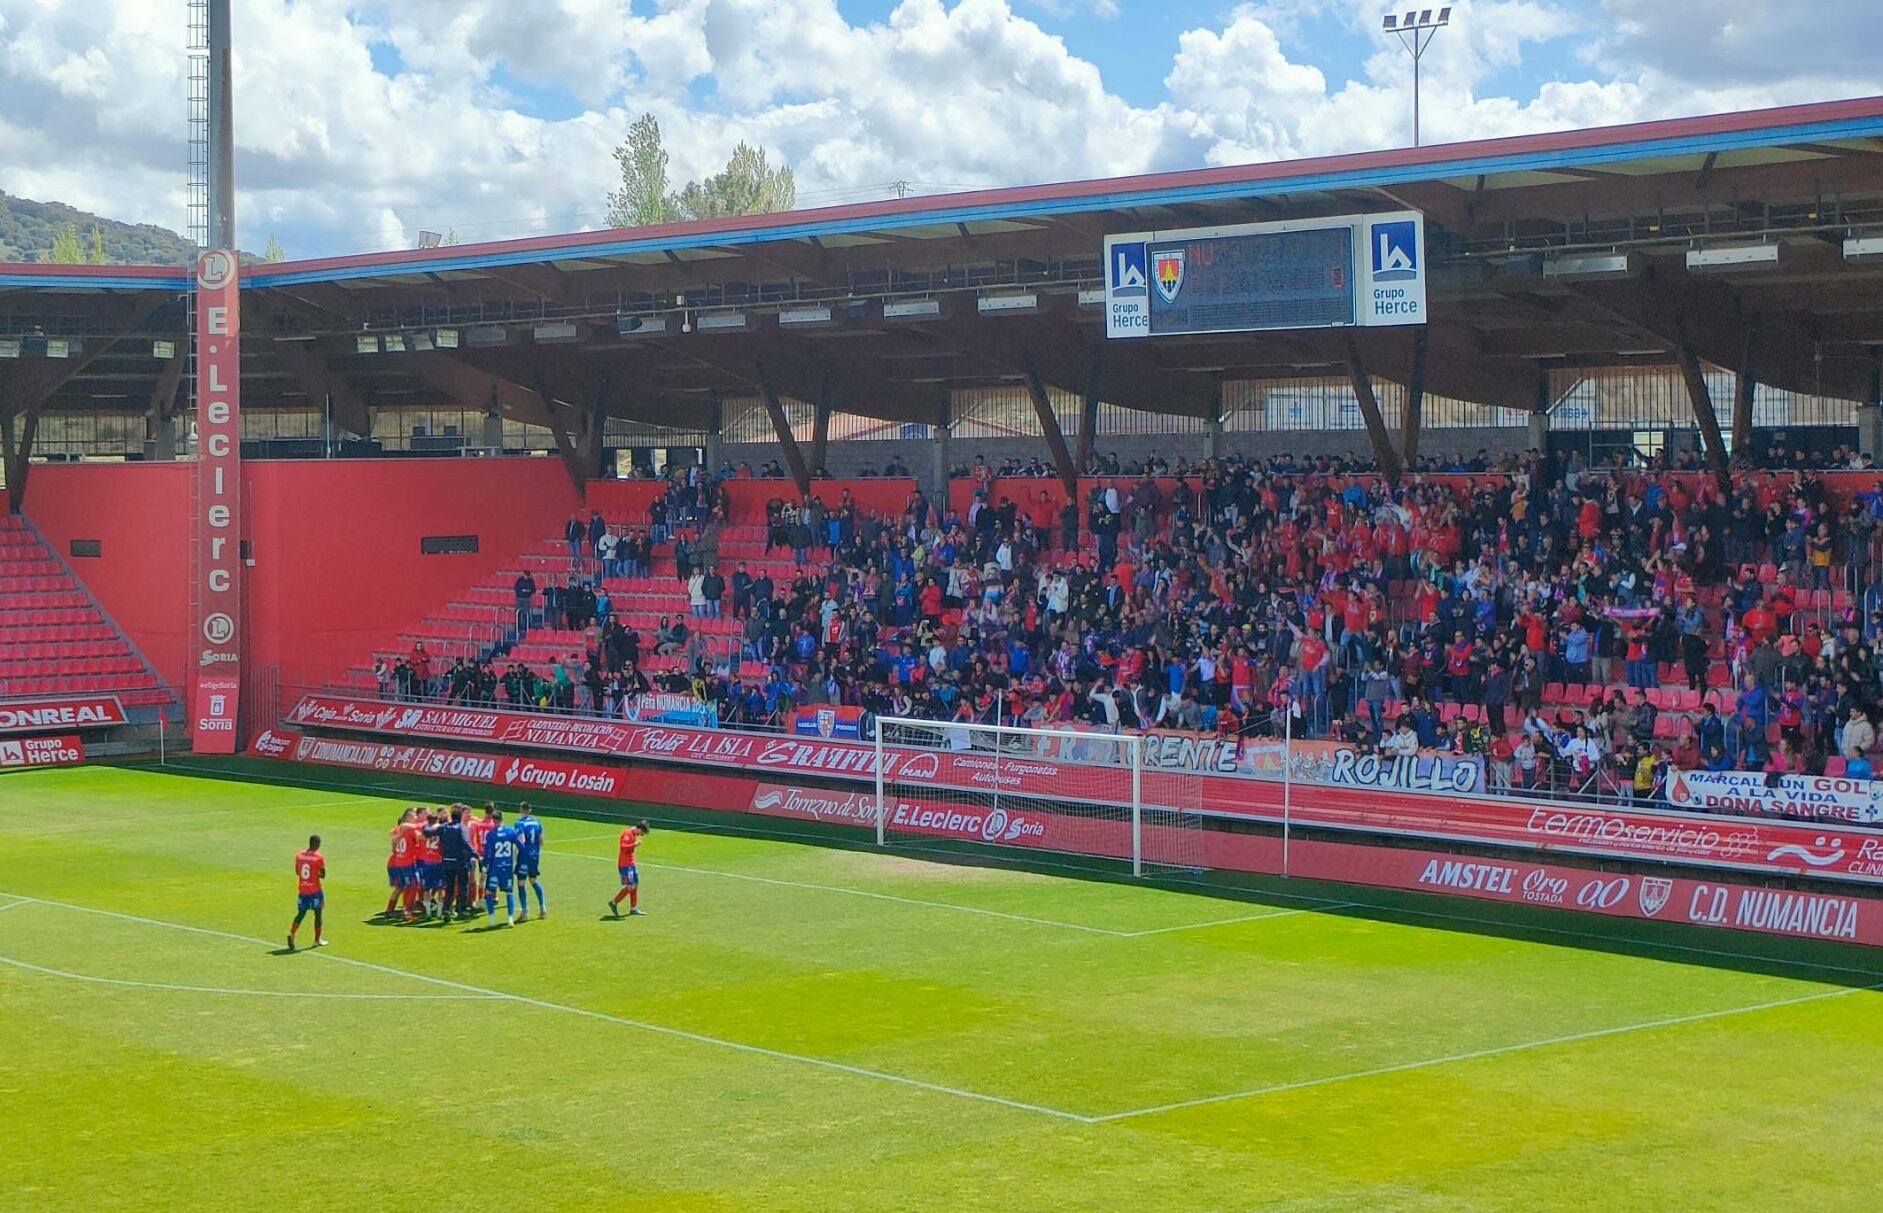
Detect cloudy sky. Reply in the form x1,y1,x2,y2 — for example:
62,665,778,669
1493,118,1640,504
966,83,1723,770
0,0,1875,260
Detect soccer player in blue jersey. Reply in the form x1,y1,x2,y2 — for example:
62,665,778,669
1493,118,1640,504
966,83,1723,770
513,801,546,921
482,809,521,927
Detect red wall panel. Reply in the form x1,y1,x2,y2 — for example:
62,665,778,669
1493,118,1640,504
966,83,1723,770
244,458,580,683
24,462,192,690
23,457,581,691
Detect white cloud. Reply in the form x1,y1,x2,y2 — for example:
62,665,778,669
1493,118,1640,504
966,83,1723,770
0,0,1875,260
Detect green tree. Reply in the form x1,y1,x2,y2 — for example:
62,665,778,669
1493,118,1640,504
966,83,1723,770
87,225,107,264
263,232,286,263
606,112,674,228
605,114,797,227
672,141,796,221
48,221,83,264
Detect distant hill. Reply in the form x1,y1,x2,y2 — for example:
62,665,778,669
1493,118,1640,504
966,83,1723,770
0,190,262,266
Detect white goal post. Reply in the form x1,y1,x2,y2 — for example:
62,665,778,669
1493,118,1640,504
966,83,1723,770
870,716,1203,878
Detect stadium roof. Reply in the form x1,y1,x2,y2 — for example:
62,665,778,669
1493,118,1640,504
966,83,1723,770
6,93,1883,484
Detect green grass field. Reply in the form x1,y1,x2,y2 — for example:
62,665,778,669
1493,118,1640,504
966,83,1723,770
4,763,1883,1211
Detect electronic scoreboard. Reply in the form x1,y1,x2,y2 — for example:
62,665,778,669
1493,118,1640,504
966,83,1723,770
1103,211,1427,339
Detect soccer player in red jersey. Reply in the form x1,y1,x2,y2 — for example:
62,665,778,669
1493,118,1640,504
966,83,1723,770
466,804,498,913
608,820,650,917
384,808,423,920
289,835,327,952
416,809,446,919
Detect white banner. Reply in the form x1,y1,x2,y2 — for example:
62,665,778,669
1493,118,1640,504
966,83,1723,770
1668,769,1883,824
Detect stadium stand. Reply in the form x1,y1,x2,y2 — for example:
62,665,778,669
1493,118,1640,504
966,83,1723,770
345,451,1883,807
0,514,174,711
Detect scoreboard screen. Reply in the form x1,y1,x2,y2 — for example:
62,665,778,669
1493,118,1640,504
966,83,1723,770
1147,226,1354,335
1104,211,1427,339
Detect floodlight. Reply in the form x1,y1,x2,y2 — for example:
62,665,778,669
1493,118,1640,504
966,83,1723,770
409,332,434,352
434,328,460,349
1382,7,1451,145
617,314,670,337
356,334,380,354
1685,244,1781,272
45,338,70,359
1844,235,1883,262
533,322,580,344
0,339,19,359
696,311,748,332
383,333,408,353
883,298,944,321
1076,288,1107,307
777,305,835,328
464,325,510,347
152,339,176,359
977,293,1039,315
1542,252,1642,281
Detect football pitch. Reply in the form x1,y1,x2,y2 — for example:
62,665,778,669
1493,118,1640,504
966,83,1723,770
5,765,1882,1211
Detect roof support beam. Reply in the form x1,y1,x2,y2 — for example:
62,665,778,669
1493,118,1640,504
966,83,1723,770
1022,356,1079,496
1732,320,1758,463
0,403,38,515
749,359,809,497
1074,349,1102,474
478,264,569,305
147,350,186,420
1569,277,1864,400
404,351,588,492
810,374,833,478
1342,331,1403,486
530,371,592,494
754,361,812,496
1401,328,1427,466
1673,320,1730,486
0,314,155,512
270,340,373,436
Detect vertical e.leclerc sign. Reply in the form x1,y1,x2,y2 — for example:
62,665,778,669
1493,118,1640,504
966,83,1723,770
191,248,242,752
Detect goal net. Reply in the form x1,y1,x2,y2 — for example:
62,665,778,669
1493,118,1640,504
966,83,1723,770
872,717,1205,877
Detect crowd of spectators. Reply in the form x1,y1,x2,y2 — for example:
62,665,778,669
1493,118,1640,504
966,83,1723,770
370,444,1883,817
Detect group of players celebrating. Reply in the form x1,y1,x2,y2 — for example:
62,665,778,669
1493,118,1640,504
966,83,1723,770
383,801,547,926
287,803,650,947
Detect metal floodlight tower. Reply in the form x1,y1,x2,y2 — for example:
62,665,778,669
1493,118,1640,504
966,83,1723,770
1382,7,1451,147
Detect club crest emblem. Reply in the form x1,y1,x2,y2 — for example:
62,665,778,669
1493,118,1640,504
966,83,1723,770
1153,249,1185,303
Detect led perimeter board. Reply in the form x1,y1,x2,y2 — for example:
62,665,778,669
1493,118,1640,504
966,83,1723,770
1104,211,1427,339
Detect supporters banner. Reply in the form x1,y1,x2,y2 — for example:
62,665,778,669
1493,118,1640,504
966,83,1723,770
282,694,1883,886
0,733,85,770
0,695,127,734
1243,739,1485,795
792,705,865,739
623,692,718,729
1667,770,1883,824
189,247,243,754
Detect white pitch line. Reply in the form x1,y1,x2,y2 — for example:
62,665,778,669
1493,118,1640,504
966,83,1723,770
550,849,1350,940
545,848,1130,937
4,892,1094,1124
1088,979,1883,1123
1117,903,1361,937
0,898,30,913
0,955,501,1001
